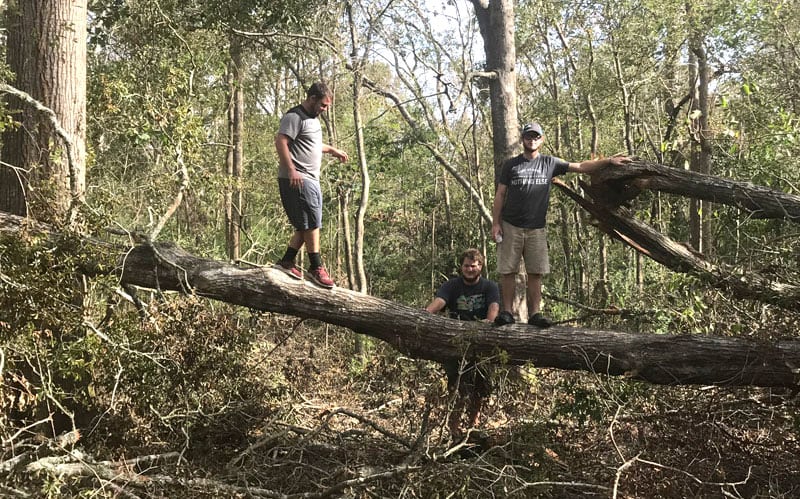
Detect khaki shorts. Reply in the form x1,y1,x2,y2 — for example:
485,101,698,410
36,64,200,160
497,221,550,275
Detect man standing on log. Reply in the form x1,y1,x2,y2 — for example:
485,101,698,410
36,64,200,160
424,248,500,440
273,82,349,288
492,122,630,327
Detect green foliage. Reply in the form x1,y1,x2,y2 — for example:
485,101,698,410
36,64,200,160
1,233,105,431
4,0,800,495
551,378,606,425
0,232,287,449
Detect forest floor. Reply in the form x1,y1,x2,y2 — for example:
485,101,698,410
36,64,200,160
4,310,800,498
137,316,800,497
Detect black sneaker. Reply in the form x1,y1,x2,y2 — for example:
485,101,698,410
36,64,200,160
528,313,552,328
494,311,515,326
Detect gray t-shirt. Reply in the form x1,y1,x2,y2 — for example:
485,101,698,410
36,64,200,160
277,105,323,181
498,153,569,229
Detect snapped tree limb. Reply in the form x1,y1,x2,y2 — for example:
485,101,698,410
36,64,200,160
558,160,800,310
591,160,800,223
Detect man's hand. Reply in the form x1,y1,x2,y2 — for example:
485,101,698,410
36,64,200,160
324,145,349,163
288,168,304,189
331,148,349,163
491,223,503,243
608,155,632,167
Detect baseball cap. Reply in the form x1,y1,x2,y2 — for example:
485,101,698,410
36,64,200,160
521,122,544,137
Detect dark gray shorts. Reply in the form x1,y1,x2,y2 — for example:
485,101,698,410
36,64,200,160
278,178,323,230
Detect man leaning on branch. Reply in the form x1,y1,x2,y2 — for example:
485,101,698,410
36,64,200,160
491,122,630,327
273,81,349,288
424,248,500,441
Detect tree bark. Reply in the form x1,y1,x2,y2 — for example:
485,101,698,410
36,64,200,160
688,16,713,255
590,160,800,223
110,242,800,389
471,0,528,319
0,0,87,222
225,36,244,262
558,174,800,310
347,4,370,356
470,0,519,180
337,185,356,290
2,210,799,389
347,6,370,295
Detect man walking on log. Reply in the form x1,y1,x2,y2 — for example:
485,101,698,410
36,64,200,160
273,82,349,288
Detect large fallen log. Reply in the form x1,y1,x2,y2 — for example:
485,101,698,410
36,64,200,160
2,211,799,389
123,242,800,388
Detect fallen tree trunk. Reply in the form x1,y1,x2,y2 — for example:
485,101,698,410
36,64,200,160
121,243,800,388
2,211,799,389
552,159,800,310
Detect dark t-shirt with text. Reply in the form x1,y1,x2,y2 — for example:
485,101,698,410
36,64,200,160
498,153,569,229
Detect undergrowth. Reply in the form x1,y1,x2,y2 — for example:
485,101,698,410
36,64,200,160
1,233,799,498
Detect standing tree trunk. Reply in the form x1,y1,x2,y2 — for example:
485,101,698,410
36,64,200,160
691,35,713,255
687,22,713,255
470,0,519,180
442,171,454,253
225,36,244,261
470,0,526,318
347,4,370,296
1,0,87,223
559,203,573,294
347,3,371,356
337,185,356,291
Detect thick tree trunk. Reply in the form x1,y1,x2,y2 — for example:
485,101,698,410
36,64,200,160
0,0,87,222
2,211,799,389
470,0,518,180
471,0,527,319
116,243,800,389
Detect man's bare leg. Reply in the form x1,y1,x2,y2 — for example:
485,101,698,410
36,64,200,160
302,228,320,253
288,230,304,250
500,273,516,314
527,273,543,315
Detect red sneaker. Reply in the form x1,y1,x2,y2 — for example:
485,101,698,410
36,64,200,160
308,266,335,289
272,260,302,280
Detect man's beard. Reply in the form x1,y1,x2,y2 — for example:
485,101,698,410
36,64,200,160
462,274,480,285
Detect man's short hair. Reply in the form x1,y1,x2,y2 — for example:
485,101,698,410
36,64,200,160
307,81,332,100
461,248,484,266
